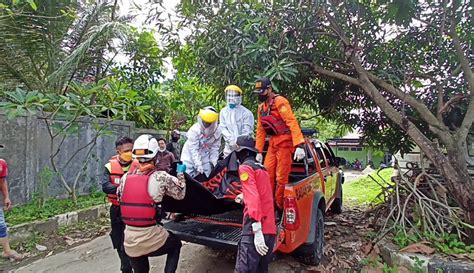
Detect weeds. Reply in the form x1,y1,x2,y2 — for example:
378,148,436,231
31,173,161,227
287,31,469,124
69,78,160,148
6,192,106,226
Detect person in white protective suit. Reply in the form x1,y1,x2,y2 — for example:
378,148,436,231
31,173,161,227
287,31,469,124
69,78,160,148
219,85,254,158
181,106,222,178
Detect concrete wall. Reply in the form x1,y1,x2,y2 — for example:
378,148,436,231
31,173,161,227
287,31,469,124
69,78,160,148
0,113,136,205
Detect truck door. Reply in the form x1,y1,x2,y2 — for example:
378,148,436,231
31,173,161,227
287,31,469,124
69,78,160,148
313,142,337,199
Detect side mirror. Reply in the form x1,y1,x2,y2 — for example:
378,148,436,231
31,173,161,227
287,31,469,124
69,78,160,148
335,157,346,166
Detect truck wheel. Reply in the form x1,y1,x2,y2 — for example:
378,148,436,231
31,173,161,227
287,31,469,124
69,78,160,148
295,208,324,265
330,181,343,214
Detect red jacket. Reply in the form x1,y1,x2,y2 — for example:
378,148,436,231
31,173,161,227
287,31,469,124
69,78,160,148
239,159,276,235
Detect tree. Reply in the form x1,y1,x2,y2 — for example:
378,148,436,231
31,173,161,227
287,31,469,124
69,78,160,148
0,0,128,94
112,29,165,92
172,1,474,233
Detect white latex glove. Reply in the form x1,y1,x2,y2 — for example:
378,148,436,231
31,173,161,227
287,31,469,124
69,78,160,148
234,193,243,204
252,222,268,256
256,153,263,163
197,165,204,174
293,147,305,161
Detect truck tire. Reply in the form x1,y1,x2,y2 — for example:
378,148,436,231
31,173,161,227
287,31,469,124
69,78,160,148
295,208,324,265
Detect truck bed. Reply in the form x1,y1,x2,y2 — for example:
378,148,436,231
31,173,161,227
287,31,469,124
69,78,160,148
164,210,243,249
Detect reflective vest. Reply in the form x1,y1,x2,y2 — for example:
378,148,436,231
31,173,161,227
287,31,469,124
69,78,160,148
259,96,290,136
107,156,139,206
120,171,161,227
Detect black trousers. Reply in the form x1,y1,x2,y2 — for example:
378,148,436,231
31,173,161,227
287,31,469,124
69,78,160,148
234,234,276,273
129,232,182,273
110,205,133,273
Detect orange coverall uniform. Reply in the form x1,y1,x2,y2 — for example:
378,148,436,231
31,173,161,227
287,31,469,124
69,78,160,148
256,95,304,209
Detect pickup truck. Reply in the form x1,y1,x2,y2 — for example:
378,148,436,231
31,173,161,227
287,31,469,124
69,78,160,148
163,137,345,265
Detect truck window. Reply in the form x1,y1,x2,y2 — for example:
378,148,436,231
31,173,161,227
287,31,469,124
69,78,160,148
313,142,327,168
321,144,335,166
305,143,316,175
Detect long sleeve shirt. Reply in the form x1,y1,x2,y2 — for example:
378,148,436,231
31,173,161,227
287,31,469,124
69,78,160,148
117,170,186,257
256,95,304,152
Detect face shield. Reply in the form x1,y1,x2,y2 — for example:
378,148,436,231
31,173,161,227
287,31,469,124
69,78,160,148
226,90,242,108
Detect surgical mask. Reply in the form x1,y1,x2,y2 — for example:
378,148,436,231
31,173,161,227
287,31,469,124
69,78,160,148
226,91,241,107
158,147,166,152
258,94,268,102
120,151,133,162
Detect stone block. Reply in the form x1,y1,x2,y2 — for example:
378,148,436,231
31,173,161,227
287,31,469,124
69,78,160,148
77,207,99,222
34,218,58,234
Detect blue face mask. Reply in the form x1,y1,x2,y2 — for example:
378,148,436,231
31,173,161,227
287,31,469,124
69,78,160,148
229,103,236,109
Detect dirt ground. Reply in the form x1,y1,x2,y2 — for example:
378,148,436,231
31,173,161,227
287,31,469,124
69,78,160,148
3,207,382,273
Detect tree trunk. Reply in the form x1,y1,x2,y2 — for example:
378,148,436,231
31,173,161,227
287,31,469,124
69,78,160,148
71,190,77,206
415,136,474,242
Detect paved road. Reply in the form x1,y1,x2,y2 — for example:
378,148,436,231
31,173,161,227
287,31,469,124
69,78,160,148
343,170,365,183
13,235,303,273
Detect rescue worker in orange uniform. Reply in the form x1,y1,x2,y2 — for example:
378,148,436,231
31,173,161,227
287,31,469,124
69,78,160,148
101,137,139,273
234,136,276,273
254,77,306,211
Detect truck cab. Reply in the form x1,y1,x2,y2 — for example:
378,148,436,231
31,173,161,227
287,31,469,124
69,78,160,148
164,137,345,265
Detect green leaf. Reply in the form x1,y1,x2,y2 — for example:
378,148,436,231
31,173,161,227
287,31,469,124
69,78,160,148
27,0,37,11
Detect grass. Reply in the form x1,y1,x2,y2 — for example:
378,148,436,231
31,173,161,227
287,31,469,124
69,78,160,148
343,168,394,207
5,192,107,226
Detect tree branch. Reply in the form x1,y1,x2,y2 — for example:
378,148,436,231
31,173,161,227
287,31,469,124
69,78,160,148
367,73,450,136
449,12,474,140
300,61,361,86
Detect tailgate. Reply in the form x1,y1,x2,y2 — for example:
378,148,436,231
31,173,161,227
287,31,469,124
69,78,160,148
164,210,243,249
165,219,241,249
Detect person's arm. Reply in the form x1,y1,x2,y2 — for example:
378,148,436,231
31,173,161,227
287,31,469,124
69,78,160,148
150,172,186,201
255,105,267,153
186,127,203,170
220,109,236,146
275,97,304,147
209,128,222,164
169,152,175,163
101,165,118,195
240,165,262,222
0,160,11,210
0,177,11,210
241,109,255,136
116,174,127,200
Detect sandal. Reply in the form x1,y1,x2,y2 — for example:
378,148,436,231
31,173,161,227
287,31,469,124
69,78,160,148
3,250,24,261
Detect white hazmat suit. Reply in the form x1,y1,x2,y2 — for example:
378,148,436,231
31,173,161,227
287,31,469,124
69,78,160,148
181,117,222,177
219,86,255,158
220,105,254,157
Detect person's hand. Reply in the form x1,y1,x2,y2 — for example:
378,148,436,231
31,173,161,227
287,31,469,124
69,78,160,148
197,165,204,174
294,147,305,161
4,197,11,211
252,222,268,256
234,193,244,204
256,153,263,163
230,141,239,151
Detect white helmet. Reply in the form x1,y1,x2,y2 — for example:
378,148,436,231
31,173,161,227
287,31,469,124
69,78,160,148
132,134,159,162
